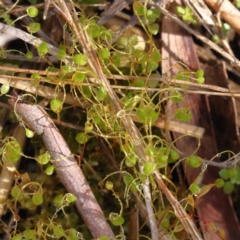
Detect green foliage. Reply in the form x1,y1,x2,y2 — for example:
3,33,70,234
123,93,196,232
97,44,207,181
136,104,159,125
215,178,224,188
37,41,48,56
73,53,88,66
222,22,231,37
2,138,21,163
0,12,14,26
0,2,230,239
175,107,192,122
143,162,156,175
1,82,10,95
27,22,41,33
57,46,67,60
189,182,200,195
50,99,63,113
109,213,125,226
187,155,203,168
25,51,33,59
37,152,51,165
45,165,54,175
170,90,183,103
25,128,34,138
223,181,235,194
32,192,43,205
195,69,205,83
176,6,198,24
219,167,240,183
125,154,137,167
75,132,89,144
27,6,38,17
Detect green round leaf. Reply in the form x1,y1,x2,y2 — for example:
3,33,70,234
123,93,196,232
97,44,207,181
99,48,110,59
148,23,159,35
1,82,10,95
54,194,64,206
27,6,38,17
189,182,200,194
50,99,63,113
215,178,224,188
170,90,183,103
61,65,75,74
45,165,55,175
23,229,36,239
25,51,33,59
73,53,88,66
4,140,21,163
136,105,159,125
66,228,82,240
53,225,65,238
109,213,125,226
37,152,50,165
38,42,48,56
11,185,21,199
175,107,192,122
145,145,158,157
25,128,34,138
150,49,162,62
176,6,186,16
31,73,41,79
123,175,138,192
57,49,66,60
125,154,137,167
133,2,146,16
142,60,159,73
196,77,205,84
32,192,43,205
219,168,230,180
11,234,23,240
76,132,89,144
169,149,180,162
72,73,86,83
196,69,204,78
212,34,221,44
66,193,77,203
223,181,235,194
88,24,100,39
187,155,203,168
143,162,156,175
105,181,113,190
133,78,145,87
27,22,41,33
116,37,128,49
156,154,168,168
85,121,93,133
96,86,108,101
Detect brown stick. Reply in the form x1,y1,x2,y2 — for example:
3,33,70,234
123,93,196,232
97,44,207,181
8,98,115,239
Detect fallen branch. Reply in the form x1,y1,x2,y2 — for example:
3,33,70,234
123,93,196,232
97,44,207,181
8,96,115,239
